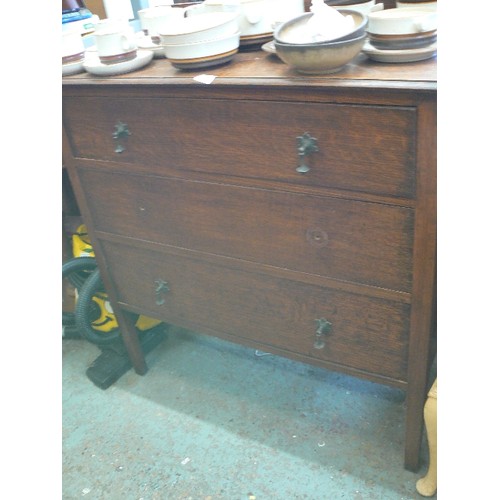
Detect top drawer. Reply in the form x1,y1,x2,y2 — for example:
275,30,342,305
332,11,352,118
63,96,417,199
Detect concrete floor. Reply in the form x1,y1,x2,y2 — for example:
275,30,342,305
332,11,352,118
62,324,434,499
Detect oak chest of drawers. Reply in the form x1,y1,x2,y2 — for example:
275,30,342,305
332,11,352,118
62,51,436,471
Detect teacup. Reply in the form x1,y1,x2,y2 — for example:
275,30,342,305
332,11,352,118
94,19,138,64
138,6,186,42
62,29,85,65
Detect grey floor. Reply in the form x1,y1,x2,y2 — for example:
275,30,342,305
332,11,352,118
62,324,435,500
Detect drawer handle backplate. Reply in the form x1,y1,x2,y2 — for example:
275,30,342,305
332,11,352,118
154,279,170,305
113,121,130,153
296,132,319,174
313,317,332,349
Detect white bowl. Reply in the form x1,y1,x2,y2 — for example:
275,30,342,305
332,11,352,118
163,31,240,60
274,10,367,45
185,0,305,38
159,12,239,44
368,7,437,34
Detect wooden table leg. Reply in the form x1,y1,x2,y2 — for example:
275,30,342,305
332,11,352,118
113,307,148,375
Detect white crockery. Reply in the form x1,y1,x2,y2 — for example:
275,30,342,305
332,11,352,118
62,29,85,60
83,49,154,76
396,1,437,10
331,0,383,16
94,19,138,62
274,10,367,45
136,33,167,58
363,39,436,62
138,6,186,36
94,18,131,35
159,12,239,44
62,59,85,76
163,31,240,60
274,33,366,74
185,0,304,38
367,7,437,34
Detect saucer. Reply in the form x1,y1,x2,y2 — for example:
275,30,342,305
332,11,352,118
363,41,437,63
62,59,85,76
261,40,276,55
136,35,166,58
239,32,273,50
83,49,154,76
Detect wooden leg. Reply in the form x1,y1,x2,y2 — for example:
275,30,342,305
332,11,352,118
113,308,148,375
416,379,437,496
404,397,425,471
404,366,431,471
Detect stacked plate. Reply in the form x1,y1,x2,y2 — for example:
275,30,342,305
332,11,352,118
396,0,436,10
363,7,437,62
159,12,241,69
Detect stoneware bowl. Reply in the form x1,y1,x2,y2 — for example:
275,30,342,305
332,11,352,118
274,32,366,74
159,11,239,45
367,7,437,35
274,10,367,45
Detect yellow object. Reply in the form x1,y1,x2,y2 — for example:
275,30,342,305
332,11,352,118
416,379,437,497
136,315,162,331
88,294,119,332
72,224,95,258
72,225,161,333
89,293,161,332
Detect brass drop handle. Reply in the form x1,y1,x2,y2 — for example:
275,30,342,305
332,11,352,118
113,121,130,153
313,317,332,350
154,279,170,305
296,132,319,173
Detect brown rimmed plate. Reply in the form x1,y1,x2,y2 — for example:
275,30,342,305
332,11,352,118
363,40,436,62
168,48,238,69
368,30,437,50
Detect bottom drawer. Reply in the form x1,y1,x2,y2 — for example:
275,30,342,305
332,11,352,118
101,241,410,382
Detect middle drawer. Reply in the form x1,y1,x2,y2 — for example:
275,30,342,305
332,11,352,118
82,169,414,292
